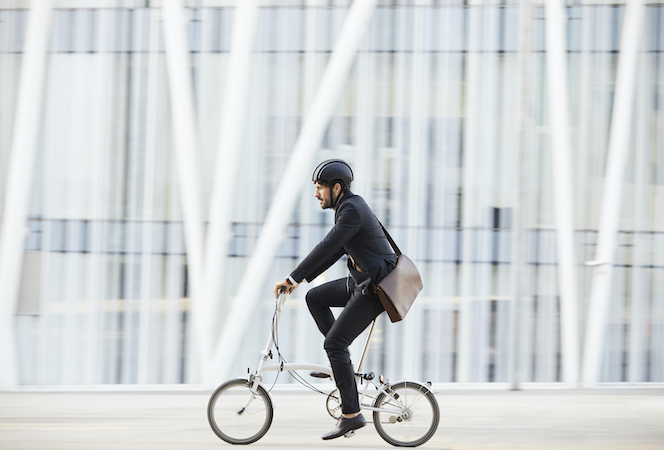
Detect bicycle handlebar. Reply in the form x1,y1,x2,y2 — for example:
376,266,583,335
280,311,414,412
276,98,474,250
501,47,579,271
276,287,288,311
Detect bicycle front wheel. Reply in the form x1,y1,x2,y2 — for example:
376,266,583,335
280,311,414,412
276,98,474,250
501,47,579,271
372,381,440,447
207,378,274,445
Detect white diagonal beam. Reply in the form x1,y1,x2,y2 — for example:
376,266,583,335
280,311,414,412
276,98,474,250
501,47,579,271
162,0,206,383
0,0,54,391
201,0,260,386
582,0,646,387
208,0,379,384
544,0,580,387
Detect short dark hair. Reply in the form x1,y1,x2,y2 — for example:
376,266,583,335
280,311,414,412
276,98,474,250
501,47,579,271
316,178,351,193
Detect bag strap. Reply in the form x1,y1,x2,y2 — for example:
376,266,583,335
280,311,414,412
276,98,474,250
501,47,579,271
370,217,401,295
375,217,402,257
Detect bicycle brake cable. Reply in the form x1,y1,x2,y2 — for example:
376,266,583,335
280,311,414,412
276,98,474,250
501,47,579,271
269,298,329,396
263,306,282,394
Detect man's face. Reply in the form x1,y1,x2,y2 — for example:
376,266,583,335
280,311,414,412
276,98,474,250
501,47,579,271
315,181,332,209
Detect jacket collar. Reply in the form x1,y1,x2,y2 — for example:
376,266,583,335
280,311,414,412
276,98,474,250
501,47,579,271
334,190,354,211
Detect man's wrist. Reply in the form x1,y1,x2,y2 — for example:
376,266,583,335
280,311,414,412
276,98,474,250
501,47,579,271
286,276,297,286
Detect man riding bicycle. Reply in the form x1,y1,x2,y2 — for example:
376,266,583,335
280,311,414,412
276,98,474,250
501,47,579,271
274,159,397,440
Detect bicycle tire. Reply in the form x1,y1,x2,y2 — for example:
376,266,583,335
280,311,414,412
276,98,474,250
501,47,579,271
207,378,274,445
372,381,440,447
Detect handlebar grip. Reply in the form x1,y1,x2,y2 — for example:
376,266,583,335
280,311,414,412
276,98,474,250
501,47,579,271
278,286,287,294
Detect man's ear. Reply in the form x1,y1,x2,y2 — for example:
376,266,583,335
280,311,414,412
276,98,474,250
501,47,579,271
333,182,343,195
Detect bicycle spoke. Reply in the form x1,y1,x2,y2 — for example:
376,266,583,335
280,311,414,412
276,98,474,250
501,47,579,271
372,381,440,447
207,379,274,445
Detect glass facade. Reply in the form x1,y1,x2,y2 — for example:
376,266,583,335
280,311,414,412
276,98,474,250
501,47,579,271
1,2,664,386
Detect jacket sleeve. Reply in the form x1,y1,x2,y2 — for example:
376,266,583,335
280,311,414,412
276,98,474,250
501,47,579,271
289,203,362,283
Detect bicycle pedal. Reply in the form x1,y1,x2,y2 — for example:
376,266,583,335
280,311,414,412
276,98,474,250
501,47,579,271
344,430,356,438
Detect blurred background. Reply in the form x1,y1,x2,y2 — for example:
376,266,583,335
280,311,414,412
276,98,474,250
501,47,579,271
0,0,663,391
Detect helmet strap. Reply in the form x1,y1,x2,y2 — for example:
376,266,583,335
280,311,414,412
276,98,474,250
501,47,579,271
330,183,343,209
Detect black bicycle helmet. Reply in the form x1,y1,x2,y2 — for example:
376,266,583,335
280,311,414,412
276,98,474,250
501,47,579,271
311,159,354,187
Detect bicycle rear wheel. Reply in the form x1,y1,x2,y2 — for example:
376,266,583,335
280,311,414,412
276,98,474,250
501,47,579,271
372,381,439,447
207,378,274,445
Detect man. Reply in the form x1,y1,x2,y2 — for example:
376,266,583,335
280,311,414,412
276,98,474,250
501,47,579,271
274,159,397,440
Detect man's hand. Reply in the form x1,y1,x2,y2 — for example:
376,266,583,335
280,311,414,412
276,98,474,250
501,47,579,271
274,279,299,298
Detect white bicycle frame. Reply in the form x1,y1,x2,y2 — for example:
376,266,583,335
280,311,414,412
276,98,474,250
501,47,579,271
242,291,406,417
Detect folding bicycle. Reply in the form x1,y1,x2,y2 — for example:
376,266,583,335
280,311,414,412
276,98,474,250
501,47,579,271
207,289,440,447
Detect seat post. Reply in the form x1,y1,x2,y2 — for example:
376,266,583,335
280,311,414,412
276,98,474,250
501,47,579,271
357,319,378,372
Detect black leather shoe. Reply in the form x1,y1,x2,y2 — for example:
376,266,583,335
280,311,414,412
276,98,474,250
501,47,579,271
321,414,366,440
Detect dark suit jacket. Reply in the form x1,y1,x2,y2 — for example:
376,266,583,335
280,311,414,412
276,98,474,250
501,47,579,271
289,191,397,287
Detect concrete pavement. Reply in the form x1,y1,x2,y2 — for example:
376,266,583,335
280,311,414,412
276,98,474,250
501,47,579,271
0,388,663,450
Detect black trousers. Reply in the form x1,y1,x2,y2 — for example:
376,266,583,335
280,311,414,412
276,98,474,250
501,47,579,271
305,277,385,415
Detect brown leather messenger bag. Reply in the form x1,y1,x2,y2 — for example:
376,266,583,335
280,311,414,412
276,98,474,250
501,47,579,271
371,221,423,323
